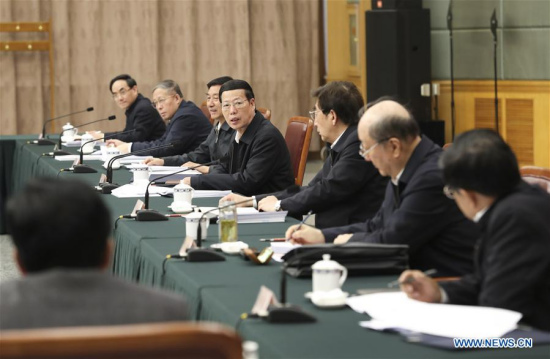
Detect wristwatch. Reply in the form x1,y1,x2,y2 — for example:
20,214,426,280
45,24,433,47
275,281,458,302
274,200,282,211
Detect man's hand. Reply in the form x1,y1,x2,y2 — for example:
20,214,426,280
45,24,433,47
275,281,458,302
258,196,278,212
182,177,191,186
334,233,353,244
144,157,164,166
183,161,209,174
219,193,252,207
116,143,130,154
399,270,442,303
86,131,104,140
285,224,325,245
105,139,124,147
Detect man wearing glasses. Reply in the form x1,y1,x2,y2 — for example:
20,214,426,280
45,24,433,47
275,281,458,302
399,129,550,331
143,76,234,174
98,74,165,142
183,79,294,195
107,79,211,158
286,98,479,277
220,81,387,229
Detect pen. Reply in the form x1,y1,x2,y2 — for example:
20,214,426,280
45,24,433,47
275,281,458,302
165,214,184,218
285,210,314,241
259,238,286,242
387,268,437,288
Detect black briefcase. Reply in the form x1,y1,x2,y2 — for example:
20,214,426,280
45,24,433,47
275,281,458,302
281,243,409,278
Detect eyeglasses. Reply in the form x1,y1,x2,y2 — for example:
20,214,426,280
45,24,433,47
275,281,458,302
309,109,322,121
152,95,175,108
443,185,457,199
112,88,131,100
221,99,249,111
359,138,390,159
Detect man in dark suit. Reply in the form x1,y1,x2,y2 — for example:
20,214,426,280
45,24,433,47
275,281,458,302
107,80,211,158
399,129,550,331
0,178,189,330
102,74,166,142
220,81,387,228
286,99,478,276
182,79,294,195
144,76,234,174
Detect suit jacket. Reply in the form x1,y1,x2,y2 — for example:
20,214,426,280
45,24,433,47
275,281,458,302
256,126,387,228
0,269,189,330
162,121,234,171
106,94,166,142
190,112,294,196
131,100,211,158
322,136,479,277
441,182,550,331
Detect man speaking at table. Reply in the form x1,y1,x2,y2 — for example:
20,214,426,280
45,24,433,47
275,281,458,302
0,178,189,330
183,79,294,195
399,129,550,331
286,98,479,276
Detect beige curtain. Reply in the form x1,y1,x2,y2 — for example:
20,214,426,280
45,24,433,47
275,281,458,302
0,0,320,150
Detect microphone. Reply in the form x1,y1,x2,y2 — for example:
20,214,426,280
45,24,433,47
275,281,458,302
58,115,116,149
32,107,94,145
490,9,498,41
186,197,253,263
100,142,177,194
136,160,220,222
72,129,136,174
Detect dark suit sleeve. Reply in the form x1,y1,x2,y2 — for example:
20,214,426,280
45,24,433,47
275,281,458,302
118,105,163,142
190,133,285,194
278,146,380,217
441,207,550,318
322,211,381,242
162,130,214,166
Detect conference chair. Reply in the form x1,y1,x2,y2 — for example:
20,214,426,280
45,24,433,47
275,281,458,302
0,322,242,359
257,107,271,121
520,166,550,193
285,116,314,186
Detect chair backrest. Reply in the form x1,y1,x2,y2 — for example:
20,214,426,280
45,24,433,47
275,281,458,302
285,116,314,186
520,166,550,193
0,322,242,359
258,107,271,121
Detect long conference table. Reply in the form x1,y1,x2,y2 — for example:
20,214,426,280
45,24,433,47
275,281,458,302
1,136,549,358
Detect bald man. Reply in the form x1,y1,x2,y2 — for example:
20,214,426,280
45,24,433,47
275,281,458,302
286,98,479,276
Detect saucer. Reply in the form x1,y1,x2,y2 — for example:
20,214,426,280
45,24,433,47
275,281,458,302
305,290,349,308
219,241,249,255
168,203,193,214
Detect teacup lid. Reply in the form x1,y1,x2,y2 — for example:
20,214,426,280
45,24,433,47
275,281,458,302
81,133,93,140
62,122,74,130
174,180,193,190
311,254,342,271
185,211,207,222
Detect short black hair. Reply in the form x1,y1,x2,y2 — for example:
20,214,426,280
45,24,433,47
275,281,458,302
364,97,420,142
219,79,255,101
207,76,233,89
439,129,521,197
312,81,364,126
6,178,112,272
109,74,137,92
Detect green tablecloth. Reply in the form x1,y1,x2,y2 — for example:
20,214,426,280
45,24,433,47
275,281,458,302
4,136,549,359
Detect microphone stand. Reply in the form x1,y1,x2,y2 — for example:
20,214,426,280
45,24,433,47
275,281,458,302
73,129,136,174
136,161,218,222
101,142,176,194
447,1,456,141
186,198,253,262
491,9,499,133
31,107,94,146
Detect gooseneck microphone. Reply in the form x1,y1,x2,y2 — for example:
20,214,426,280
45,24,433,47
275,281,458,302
72,129,136,174
490,8,499,133
31,106,94,145
101,142,177,194
58,115,116,149
136,160,219,222
186,197,253,263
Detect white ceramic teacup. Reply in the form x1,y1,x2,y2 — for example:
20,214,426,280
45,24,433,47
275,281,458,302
185,212,209,240
62,123,78,141
132,164,150,185
173,180,194,206
80,133,95,154
311,254,348,293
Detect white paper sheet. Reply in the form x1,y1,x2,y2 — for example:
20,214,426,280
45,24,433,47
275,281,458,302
347,292,521,339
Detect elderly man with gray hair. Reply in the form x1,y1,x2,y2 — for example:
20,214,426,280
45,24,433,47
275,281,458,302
286,97,479,277
107,79,211,158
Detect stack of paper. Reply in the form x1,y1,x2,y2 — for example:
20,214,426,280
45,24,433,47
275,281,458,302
270,242,301,262
197,207,287,223
193,190,232,198
54,154,103,162
346,292,522,339
110,184,172,198
149,168,201,181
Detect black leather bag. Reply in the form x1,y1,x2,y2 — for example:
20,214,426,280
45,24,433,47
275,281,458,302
281,243,409,278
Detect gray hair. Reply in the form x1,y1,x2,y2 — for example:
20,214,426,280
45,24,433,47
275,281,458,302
364,98,420,142
152,79,184,99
